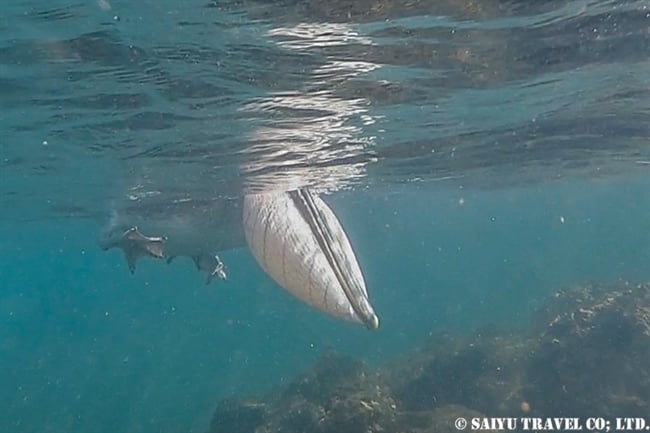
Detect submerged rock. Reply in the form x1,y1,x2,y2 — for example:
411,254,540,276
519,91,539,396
388,331,531,416
209,351,397,433
525,282,650,418
206,282,650,432
260,351,398,433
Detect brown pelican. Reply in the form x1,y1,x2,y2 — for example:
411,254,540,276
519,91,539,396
100,189,379,330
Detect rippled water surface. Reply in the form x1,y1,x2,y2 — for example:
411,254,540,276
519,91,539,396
2,0,649,217
1,1,650,432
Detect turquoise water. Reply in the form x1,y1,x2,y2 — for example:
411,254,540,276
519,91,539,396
2,0,650,432
3,177,650,432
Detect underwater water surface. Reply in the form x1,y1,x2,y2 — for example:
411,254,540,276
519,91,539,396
1,0,650,432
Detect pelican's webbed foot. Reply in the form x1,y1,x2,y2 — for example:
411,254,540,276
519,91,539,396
118,227,167,274
192,254,227,284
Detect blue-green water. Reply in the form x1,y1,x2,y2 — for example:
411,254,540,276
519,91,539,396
3,178,650,432
2,0,650,432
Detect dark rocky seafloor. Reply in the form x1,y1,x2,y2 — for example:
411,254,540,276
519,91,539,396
207,282,650,433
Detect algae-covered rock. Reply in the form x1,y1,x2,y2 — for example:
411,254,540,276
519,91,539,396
525,283,650,417
208,351,398,433
388,331,530,416
280,350,367,402
259,351,398,433
207,282,650,433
